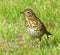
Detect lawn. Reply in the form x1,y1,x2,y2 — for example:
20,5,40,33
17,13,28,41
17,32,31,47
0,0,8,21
0,0,60,55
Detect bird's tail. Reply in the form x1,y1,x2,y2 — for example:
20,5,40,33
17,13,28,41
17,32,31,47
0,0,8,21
46,31,52,38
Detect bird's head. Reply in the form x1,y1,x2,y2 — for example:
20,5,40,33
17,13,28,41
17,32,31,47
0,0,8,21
20,9,34,17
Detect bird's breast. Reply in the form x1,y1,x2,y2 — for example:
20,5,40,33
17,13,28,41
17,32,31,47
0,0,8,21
25,17,44,37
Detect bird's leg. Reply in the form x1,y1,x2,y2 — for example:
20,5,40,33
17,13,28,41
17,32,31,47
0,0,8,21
47,34,49,38
39,37,41,41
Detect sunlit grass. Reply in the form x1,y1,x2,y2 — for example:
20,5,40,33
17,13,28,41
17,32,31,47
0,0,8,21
0,0,60,55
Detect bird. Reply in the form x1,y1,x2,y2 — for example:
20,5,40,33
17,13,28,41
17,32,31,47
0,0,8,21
20,8,52,41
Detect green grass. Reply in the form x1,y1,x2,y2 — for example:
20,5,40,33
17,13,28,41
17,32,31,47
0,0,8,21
0,0,60,55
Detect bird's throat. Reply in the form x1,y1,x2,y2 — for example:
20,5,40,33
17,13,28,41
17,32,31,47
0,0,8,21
25,16,36,21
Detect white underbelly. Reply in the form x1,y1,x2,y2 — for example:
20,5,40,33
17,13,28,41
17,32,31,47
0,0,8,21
26,28,43,37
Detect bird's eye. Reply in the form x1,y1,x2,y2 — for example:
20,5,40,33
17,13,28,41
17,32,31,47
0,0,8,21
27,11,30,13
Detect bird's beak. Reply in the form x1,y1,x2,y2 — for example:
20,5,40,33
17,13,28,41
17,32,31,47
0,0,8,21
20,11,24,14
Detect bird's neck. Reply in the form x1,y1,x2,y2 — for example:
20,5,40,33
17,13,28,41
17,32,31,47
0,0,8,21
25,15,37,21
